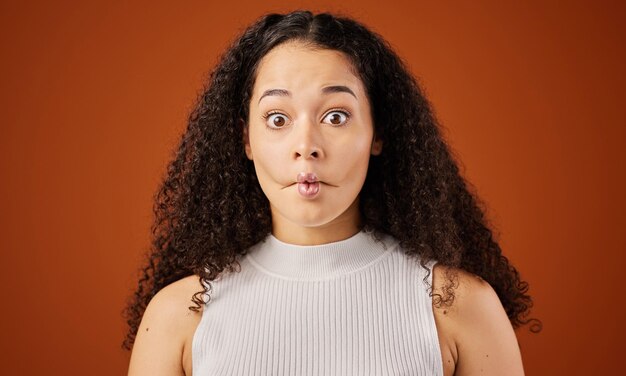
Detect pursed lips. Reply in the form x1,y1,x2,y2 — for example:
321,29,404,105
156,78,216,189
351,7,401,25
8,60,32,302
283,181,336,188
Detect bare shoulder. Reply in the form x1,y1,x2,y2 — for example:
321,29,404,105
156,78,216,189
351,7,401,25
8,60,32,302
138,274,204,334
431,264,525,376
128,275,204,376
432,264,496,316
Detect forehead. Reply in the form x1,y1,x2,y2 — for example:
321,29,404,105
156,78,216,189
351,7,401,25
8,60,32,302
252,42,365,97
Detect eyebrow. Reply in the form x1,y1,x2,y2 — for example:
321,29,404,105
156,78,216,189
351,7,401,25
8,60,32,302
258,85,357,104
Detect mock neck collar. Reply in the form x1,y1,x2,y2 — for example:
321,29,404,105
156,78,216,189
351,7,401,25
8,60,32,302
245,229,396,281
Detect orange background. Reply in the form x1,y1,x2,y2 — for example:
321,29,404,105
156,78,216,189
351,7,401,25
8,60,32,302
1,0,624,374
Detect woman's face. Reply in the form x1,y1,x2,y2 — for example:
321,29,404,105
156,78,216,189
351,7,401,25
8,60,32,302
244,41,382,238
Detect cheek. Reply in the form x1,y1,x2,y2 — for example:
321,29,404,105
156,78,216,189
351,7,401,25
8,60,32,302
335,136,373,181
250,134,285,184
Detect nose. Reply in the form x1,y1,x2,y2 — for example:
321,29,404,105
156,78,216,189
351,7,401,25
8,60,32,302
292,116,324,160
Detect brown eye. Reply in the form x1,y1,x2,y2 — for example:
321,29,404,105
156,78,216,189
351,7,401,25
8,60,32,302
323,110,349,126
272,115,286,127
265,113,288,129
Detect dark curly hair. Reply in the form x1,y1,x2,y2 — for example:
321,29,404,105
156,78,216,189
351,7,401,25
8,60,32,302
123,9,541,350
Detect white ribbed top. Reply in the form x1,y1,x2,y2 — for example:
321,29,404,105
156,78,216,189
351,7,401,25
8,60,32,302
192,229,443,375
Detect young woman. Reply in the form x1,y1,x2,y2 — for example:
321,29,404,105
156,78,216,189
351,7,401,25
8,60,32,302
125,10,539,376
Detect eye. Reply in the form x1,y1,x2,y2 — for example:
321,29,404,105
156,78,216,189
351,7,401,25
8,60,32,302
263,111,289,130
262,108,351,130
322,109,350,126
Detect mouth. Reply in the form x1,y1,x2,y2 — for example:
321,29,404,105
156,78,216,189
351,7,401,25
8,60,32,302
297,181,321,198
285,181,319,188
284,172,336,189
297,172,319,184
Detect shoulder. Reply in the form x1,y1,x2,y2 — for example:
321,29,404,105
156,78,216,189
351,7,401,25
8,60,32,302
432,264,525,376
138,275,205,335
148,274,205,315
128,275,204,376
431,263,498,317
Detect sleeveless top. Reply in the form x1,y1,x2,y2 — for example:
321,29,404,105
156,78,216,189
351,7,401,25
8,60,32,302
192,229,444,375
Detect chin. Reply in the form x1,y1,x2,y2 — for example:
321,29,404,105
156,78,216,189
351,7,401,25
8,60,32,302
271,204,337,228
289,212,336,227
268,189,358,227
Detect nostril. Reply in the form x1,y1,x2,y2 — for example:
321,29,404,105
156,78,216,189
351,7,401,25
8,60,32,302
294,148,321,159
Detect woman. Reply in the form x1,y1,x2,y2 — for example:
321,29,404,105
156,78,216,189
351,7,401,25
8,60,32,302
125,10,539,376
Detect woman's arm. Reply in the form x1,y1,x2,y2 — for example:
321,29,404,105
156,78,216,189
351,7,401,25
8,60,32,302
433,265,525,376
127,275,202,376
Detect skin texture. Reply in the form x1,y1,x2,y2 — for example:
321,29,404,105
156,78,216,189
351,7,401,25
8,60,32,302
432,264,525,375
127,275,201,376
127,42,525,376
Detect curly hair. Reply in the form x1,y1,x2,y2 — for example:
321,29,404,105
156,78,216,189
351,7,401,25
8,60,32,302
122,9,541,350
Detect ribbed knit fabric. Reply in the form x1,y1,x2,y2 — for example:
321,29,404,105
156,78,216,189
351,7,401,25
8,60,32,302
192,229,443,375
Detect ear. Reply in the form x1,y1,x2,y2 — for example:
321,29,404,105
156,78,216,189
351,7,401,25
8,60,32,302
371,132,383,156
241,118,253,160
